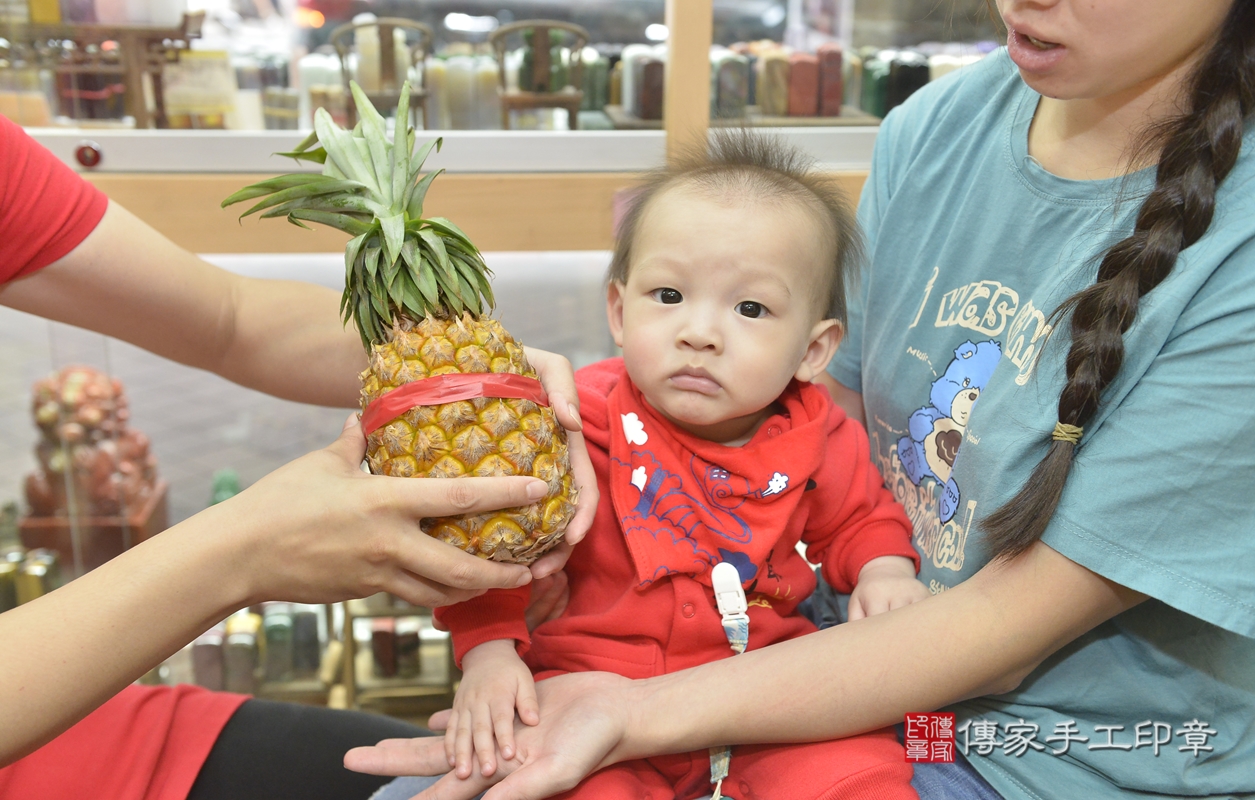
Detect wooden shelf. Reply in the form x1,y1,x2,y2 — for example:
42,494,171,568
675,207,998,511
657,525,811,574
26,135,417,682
12,17,203,40
604,104,879,129
344,597,429,618
4,13,204,128
256,676,329,705
85,171,643,252
340,598,459,711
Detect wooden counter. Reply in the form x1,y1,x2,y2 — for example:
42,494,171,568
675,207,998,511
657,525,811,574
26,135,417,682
86,171,868,253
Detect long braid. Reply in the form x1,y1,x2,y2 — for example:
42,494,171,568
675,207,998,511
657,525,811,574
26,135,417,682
984,0,1255,559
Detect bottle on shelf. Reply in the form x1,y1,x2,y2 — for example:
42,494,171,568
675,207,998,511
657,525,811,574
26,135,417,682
192,625,225,691
787,52,819,117
224,609,261,694
353,13,381,93
817,42,843,116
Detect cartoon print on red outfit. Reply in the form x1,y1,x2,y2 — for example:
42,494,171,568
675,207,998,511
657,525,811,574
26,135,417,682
608,373,832,594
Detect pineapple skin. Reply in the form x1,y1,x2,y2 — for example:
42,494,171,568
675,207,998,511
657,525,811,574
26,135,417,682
360,314,577,564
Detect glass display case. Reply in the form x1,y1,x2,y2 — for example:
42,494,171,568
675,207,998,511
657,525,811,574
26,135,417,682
2,0,1001,136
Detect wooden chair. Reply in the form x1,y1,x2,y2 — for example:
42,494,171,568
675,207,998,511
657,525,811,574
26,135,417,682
488,20,590,130
330,18,435,128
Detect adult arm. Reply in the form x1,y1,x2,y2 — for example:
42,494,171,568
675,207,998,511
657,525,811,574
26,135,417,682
0,415,547,767
347,542,1145,799
0,202,365,407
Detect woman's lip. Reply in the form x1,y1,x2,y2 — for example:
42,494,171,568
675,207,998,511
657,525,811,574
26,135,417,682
1006,28,1066,74
670,372,721,395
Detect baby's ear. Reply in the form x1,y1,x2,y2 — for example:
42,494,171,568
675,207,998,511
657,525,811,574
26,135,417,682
795,319,843,382
606,281,627,348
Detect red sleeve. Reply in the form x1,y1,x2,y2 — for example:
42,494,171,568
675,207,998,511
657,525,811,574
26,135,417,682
803,407,919,593
0,116,109,283
0,684,247,800
434,585,533,667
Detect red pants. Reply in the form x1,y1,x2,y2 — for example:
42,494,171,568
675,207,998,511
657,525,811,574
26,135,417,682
549,728,915,800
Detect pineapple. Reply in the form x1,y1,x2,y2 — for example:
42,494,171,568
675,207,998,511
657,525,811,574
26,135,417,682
222,83,576,564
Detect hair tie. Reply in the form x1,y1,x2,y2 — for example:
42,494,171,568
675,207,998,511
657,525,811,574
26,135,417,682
1052,422,1083,445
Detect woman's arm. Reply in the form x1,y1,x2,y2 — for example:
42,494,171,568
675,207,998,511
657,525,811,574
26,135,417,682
0,202,366,407
0,416,546,767
347,542,1145,800
618,542,1143,752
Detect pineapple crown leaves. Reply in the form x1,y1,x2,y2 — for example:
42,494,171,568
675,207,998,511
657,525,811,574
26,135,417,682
221,81,494,351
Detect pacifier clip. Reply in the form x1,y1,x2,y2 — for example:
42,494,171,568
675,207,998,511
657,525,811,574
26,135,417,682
709,562,749,800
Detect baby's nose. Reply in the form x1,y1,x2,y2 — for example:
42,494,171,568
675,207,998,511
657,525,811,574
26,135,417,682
678,321,721,350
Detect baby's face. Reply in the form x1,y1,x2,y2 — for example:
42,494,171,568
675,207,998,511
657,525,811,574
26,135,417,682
609,186,838,444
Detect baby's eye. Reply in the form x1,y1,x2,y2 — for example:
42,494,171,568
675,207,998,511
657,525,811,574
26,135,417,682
652,288,683,304
736,301,766,318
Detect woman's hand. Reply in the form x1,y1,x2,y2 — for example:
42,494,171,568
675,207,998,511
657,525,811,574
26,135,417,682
522,347,599,579
345,671,635,800
216,414,542,609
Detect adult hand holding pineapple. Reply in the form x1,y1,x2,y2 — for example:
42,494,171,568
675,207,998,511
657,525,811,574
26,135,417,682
209,412,547,608
224,82,583,566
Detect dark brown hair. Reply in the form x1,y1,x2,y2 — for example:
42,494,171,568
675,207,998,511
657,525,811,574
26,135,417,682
608,130,862,324
984,0,1255,558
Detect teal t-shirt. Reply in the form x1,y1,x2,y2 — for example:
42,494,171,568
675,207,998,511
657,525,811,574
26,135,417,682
828,50,1255,799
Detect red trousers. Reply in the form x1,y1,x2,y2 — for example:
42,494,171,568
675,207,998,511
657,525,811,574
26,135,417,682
549,728,916,800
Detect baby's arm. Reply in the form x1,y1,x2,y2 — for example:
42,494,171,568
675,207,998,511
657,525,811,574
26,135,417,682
446,639,539,779
848,555,930,621
804,406,927,618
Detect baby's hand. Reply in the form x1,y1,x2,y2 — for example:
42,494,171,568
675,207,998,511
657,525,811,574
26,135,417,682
445,639,538,778
848,556,930,621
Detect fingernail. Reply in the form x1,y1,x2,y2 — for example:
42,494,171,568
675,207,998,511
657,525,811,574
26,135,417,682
514,571,532,587
568,402,583,430
526,480,547,501
342,413,359,431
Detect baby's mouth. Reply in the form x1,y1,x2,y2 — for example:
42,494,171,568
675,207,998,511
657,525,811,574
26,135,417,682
670,368,721,395
1021,31,1060,50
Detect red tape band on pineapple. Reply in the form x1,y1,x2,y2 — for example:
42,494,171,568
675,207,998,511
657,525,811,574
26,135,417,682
361,373,550,436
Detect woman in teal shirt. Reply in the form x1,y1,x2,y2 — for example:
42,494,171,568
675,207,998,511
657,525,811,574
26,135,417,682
350,1,1255,797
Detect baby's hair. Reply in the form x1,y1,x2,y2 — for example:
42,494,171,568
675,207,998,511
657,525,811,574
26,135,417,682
608,129,862,324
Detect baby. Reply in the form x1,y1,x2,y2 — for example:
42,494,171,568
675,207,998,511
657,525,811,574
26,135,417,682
435,132,929,800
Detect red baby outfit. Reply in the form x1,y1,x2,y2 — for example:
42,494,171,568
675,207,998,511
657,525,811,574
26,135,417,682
437,358,919,800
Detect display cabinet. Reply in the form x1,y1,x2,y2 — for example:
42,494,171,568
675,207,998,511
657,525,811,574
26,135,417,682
338,596,459,712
